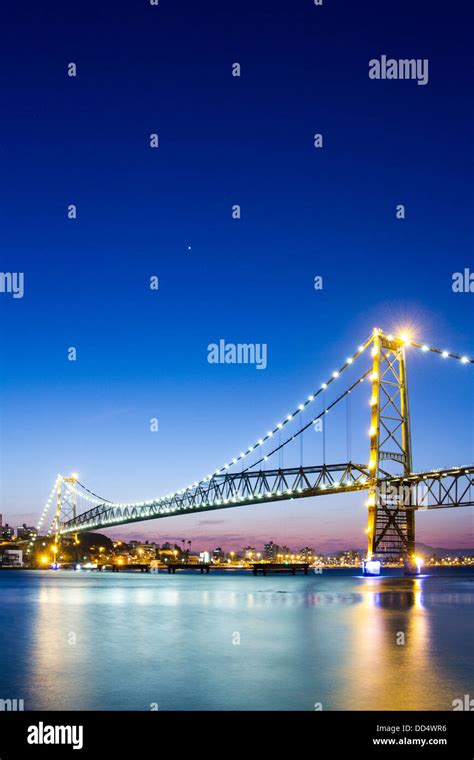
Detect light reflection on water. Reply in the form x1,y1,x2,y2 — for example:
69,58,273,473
0,569,472,711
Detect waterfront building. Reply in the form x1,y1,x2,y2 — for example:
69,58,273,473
0,524,14,541
0,547,23,567
263,542,279,561
16,524,37,541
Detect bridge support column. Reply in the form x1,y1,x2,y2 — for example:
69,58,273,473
365,330,418,574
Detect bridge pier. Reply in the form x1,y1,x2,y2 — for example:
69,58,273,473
252,563,309,575
403,557,421,576
168,563,210,574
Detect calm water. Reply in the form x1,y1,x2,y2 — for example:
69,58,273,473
0,568,473,711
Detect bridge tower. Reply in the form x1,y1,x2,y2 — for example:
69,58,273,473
366,330,416,571
54,474,78,556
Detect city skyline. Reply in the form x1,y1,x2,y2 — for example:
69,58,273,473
3,514,474,556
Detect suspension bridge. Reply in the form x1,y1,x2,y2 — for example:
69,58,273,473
31,328,474,574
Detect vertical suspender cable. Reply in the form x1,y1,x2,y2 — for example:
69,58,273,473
346,393,351,461
322,390,326,464
300,413,303,466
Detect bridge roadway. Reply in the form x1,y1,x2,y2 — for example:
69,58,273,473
61,463,474,534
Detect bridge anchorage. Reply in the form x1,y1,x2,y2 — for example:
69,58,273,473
33,328,473,576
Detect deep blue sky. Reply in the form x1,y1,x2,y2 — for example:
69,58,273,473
0,0,472,551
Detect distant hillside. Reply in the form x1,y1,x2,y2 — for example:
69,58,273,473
415,543,474,558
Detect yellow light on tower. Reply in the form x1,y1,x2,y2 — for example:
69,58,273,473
399,331,411,345
369,426,376,437
71,472,79,480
